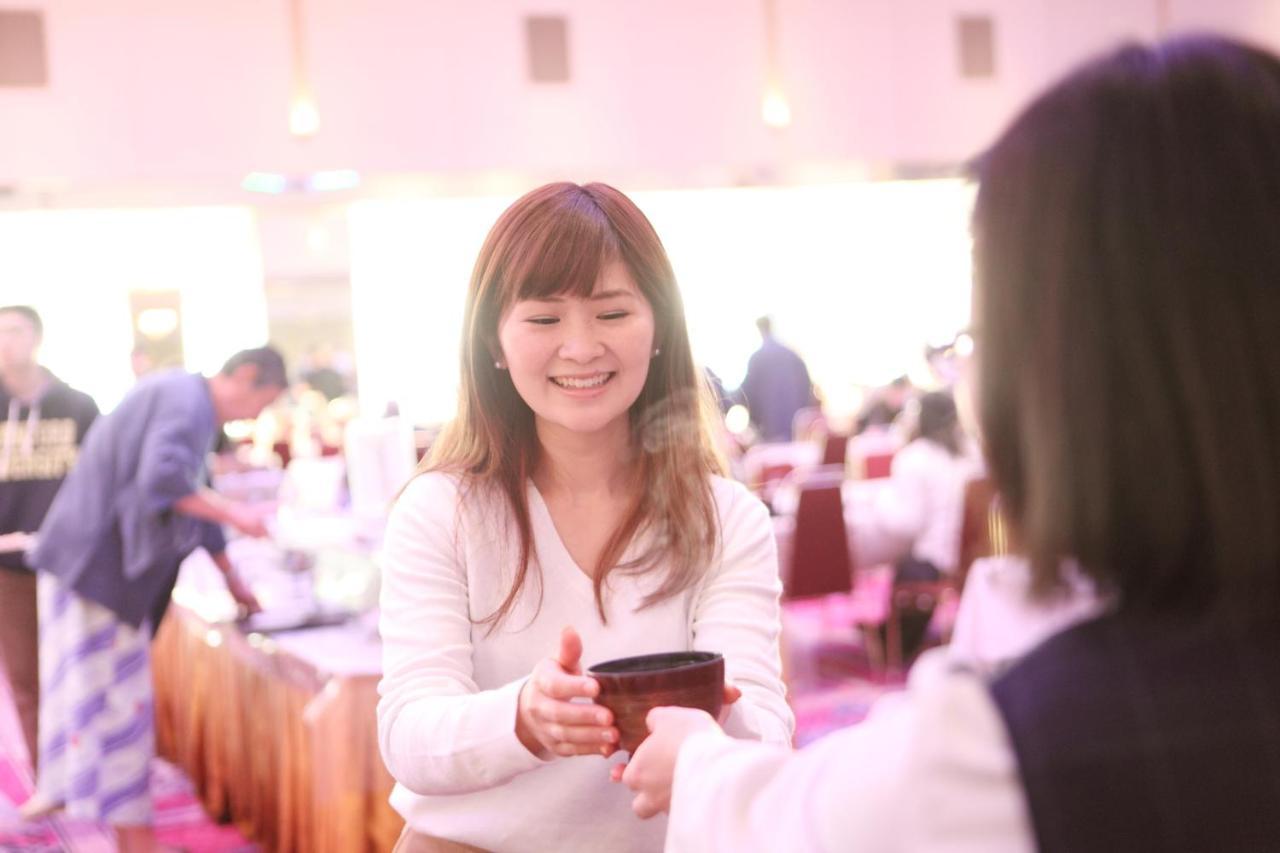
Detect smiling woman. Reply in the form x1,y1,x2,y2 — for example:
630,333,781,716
375,182,793,852
497,262,656,444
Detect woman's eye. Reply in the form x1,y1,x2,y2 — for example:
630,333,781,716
599,311,629,320
526,316,559,326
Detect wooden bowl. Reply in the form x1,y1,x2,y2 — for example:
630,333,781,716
587,651,724,753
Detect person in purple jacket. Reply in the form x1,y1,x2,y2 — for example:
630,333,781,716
22,347,285,853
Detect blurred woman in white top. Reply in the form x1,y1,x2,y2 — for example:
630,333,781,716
875,390,983,578
376,182,792,853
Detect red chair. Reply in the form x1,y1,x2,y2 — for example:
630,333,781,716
820,432,849,467
781,467,893,679
957,476,1008,586
862,451,895,479
784,466,851,599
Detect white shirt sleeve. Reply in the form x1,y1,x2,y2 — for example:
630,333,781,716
376,473,550,796
664,650,1034,853
691,481,795,746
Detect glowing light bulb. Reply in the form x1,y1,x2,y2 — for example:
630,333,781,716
762,89,792,128
290,96,320,137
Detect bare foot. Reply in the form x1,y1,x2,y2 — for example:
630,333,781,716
17,791,63,821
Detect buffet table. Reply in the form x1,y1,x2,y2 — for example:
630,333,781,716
152,526,401,852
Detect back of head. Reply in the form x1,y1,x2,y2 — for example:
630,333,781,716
220,346,288,389
914,391,962,456
972,35,1280,617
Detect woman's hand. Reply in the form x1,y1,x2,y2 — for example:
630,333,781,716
516,626,619,759
620,707,723,818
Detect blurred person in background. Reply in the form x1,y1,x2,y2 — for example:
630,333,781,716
871,390,983,657
731,316,816,443
378,183,792,852
854,373,914,435
622,35,1280,851
0,305,99,773
21,347,286,853
299,342,350,401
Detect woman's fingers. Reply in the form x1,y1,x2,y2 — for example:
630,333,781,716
535,668,599,700
532,699,612,728
557,625,584,673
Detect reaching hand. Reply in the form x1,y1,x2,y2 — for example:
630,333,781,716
621,706,723,819
515,626,619,759
608,681,739,784
223,567,262,616
229,504,271,539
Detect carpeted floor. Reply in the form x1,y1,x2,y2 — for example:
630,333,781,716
0,675,257,852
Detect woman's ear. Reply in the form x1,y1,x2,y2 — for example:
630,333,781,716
484,337,506,370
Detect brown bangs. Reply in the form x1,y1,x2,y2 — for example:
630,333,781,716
500,192,623,309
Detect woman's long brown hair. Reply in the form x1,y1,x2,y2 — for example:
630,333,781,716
422,182,725,627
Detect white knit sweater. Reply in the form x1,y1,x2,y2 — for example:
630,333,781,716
377,472,794,853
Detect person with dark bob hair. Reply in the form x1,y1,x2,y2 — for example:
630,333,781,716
619,35,1280,851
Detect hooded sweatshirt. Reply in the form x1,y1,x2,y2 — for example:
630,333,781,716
0,368,99,572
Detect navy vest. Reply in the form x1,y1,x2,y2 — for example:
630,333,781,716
991,611,1280,853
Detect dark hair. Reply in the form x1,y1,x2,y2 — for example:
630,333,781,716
424,182,724,627
912,391,963,457
972,35,1280,616
220,346,288,388
0,305,42,336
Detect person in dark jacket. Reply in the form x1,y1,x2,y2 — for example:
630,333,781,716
733,316,816,443
21,347,285,852
623,36,1280,853
0,305,99,772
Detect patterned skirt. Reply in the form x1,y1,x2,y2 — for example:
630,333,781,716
35,573,154,825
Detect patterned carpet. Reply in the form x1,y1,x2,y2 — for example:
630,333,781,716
0,675,256,852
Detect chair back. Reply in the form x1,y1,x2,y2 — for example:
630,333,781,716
862,451,895,479
820,432,849,466
957,477,1010,586
784,466,852,599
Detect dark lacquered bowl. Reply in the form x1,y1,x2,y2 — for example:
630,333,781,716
587,651,724,754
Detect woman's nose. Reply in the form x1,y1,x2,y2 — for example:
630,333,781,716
558,327,605,362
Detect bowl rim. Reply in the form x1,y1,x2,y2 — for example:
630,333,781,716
587,650,723,676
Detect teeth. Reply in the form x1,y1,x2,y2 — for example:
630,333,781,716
552,374,611,389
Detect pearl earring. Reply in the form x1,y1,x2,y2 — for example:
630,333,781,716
652,347,661,357
494,360,505,369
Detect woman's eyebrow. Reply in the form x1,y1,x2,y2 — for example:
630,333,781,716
589,290,635,301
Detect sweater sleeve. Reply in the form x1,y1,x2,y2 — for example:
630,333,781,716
665,651,1034,853
691,480,795,746
377,473,550,796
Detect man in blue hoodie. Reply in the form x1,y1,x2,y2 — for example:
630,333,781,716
0,305,99,771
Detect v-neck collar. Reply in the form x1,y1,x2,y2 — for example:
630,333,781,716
526,481,598,593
